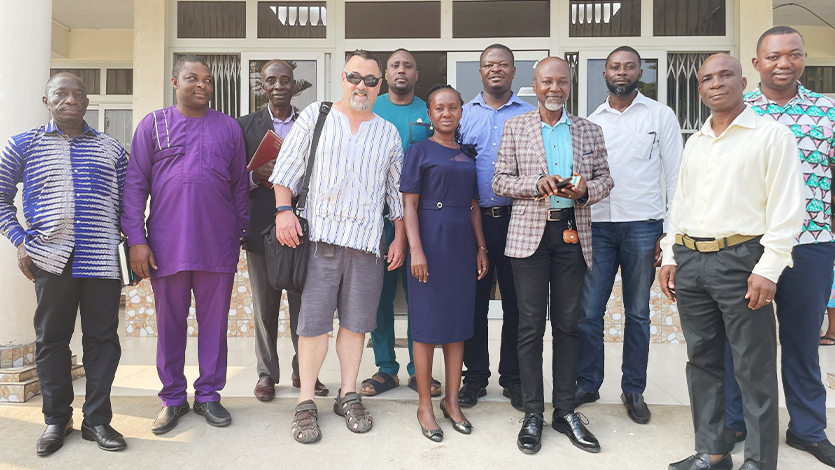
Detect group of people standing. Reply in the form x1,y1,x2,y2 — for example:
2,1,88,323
1,23,833,470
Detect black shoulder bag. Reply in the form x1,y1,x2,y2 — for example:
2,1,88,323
261,101,332,293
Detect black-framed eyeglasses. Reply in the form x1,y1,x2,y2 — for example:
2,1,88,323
345,72,381,87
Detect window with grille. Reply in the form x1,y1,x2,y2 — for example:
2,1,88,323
565,52,579,116
258,2,326,38
654,0,725,37
568,1,640,37
346,2,441,39
177,1,246,38
453,1,549,38
801,66,835,94
174,54,241,118
667,52,723,138
50,68,100,95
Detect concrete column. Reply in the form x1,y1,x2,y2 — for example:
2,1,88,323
737,0,773,93
0,0,51,350
133,0,167,128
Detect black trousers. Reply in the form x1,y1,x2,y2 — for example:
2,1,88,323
247,250,301,381
674,240,778,470
33,257,122,426
511,220,586,414
463,213,520,388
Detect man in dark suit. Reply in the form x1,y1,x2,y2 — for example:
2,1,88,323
237,60,327,402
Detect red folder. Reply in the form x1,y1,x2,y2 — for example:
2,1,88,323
247,130,283,189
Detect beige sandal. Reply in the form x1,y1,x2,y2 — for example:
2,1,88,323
291,400,321,444
333,390,373,433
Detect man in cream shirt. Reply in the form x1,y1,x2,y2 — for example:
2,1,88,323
660,54,803,470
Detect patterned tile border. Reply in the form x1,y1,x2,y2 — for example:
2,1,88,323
0,343,35,369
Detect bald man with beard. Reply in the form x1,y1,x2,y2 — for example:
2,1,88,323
659,54,805,470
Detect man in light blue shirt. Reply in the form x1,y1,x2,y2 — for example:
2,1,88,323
541,114,574,209
458,44,535,410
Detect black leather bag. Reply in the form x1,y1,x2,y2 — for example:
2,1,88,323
261,101,332,293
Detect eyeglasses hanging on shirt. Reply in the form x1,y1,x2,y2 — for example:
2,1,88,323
646,131,657,160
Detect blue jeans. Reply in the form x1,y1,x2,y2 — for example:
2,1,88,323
577,220,663,394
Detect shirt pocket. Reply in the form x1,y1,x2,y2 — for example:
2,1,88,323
151,145,186,181
626,133,656,161
206,143,235,202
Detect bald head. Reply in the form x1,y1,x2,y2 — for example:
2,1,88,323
697,53,747,114
45,72,86,95
534,57,570,80
698,53,742,78
261,60,292,79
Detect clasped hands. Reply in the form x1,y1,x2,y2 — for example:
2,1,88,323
536,172,587,200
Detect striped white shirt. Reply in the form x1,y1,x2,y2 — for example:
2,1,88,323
269,102,403,256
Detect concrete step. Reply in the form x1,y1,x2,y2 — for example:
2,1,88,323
0,365,37,383
0,377,40,403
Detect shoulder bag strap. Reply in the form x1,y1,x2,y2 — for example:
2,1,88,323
296,101,332,213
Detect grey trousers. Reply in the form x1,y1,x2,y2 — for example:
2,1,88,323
246,250,301,382
673,240,778,470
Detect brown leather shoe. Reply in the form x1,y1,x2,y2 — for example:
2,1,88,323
292,373,329,397
254,376,276,401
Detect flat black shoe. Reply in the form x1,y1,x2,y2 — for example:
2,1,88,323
552,411,600,453
723,426,747,453
194,400,232,427
152,403,190,435
36,419,73,457
574,389,600,409
668,453,733,470
503,384,524,411
737,463,760,470
81,422,127,451
517,413,545,455
622,392,651,424
458,383,486,408
417,410,443,442
786,429,835,467
440,400,472,434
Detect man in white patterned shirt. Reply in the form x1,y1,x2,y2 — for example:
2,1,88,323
270,50,405,444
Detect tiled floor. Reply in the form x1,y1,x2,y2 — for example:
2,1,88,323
71,318,835,409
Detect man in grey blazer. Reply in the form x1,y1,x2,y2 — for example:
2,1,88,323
493,57,614,455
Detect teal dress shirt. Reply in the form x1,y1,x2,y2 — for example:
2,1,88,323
541,111,574,209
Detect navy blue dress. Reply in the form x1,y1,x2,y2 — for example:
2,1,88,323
400,139,479,344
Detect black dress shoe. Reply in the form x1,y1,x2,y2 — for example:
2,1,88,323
723,426,747,453
786,429,835,467
552,411,601,453
517,413,545,454
81,422,127,451
574,389,600,408
36,419,73,457
622,392,651,424
458,383,486,408
151,403,190,435
737,463,760,470
668,453,733,470
194,400,232,427
503,384,524,411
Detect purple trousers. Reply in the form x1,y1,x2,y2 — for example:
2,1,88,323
151,270,235,406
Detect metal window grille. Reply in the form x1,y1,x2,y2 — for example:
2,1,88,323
568,0,640,37
654,0,725,37
177,1,246,38
174,54,241,118
667,52,722,139
50,68,100,95
801,66,835,94
565,52,579,116
257,2,326,38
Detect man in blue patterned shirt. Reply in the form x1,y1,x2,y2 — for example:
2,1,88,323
0,73,128,456
723,27,835,468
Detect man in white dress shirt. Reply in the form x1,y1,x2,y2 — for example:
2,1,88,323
576,46,683,424
661,53,804,470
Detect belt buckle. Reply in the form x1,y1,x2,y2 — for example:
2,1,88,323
697,240,720,252
491,207,501,217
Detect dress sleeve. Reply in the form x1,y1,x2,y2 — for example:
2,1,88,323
399,143,423,194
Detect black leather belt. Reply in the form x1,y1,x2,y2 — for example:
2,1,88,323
547,208,574,221
480,206,511,218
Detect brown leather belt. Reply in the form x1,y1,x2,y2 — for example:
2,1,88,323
547,208,574,221
480,206,511,218
674,234,757,253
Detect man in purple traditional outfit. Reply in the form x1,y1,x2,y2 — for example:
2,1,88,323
122,55,249,434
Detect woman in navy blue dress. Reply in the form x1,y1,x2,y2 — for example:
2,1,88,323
401,85,489,442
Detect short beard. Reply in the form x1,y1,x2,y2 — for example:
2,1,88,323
605,78,639,97
350,90,370,111
543,98,563,112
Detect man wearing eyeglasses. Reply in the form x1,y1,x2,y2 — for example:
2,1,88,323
458,44,535,411
270,50,406,443
576,46,683,424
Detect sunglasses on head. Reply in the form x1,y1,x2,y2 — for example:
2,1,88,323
345,72,381,87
